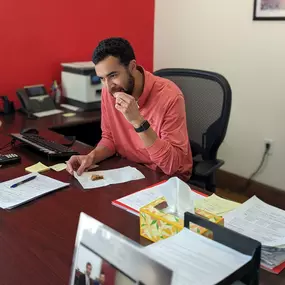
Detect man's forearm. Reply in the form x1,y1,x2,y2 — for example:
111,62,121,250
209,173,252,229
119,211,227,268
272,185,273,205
88,145,115,164
136,127,158,147
133,119,187,177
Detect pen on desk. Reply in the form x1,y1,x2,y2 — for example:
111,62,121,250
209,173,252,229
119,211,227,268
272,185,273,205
10,175,37,188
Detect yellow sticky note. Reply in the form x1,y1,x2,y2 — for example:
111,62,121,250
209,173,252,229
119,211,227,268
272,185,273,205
25,162,50,173
50,163,67,172
63,112,76,117
194,194,241,216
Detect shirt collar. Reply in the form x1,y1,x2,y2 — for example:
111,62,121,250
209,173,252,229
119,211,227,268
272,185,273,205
137,66,155,108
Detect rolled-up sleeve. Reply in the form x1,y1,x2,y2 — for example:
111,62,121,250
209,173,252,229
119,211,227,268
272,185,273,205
97,90,116,153
146,95,192,179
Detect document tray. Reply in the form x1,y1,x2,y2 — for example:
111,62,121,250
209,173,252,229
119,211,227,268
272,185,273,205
184,212,261,285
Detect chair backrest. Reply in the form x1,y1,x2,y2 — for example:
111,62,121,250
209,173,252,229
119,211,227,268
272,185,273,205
153,68,232,160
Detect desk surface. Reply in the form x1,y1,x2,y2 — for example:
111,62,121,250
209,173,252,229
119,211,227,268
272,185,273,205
0,110,101,133
0,113,285,285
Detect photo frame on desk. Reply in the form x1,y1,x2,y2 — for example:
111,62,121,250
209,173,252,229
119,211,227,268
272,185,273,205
254,0,285,20
69,213,173,285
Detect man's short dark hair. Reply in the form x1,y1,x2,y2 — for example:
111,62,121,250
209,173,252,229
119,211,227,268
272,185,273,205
92,37,136,67
86,262,92,267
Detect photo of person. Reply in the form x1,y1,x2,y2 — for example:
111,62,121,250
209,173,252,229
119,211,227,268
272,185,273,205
73,243,135,285
94,270,105,285
77,262,93,285
70,214,172,285
73,244,102,285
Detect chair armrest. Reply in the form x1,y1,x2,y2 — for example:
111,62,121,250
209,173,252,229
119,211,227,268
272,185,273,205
193,159,224,177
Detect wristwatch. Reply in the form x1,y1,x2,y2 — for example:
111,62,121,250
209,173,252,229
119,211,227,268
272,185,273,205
134,120,150,133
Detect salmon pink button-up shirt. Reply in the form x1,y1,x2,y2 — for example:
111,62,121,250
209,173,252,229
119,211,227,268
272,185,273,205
97,67,193,181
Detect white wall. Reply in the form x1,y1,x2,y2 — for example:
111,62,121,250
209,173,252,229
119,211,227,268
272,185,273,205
154,0,285,190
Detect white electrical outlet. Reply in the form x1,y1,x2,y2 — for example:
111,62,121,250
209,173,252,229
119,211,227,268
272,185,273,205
264,139,274,155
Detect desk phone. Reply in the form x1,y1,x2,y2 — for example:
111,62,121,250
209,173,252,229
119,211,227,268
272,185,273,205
16,84,60,117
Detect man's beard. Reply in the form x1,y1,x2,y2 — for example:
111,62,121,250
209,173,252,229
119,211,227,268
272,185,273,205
110,73,135,96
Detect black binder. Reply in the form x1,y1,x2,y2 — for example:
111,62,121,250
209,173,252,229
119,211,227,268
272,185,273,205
184,212,261,285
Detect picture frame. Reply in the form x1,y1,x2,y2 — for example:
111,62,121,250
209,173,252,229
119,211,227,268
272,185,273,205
69,213,173,285
253,0,285,20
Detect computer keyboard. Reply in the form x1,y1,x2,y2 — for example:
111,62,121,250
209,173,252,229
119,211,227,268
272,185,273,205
10,133,79,159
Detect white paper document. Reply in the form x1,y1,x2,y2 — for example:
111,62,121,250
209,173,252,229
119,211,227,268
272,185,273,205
74,166,145,189
144,228,251,285
60,103,80,112
113,177,205,216
0,173,69,209
261,250,285,269
224,196,285,247
33,109,63,118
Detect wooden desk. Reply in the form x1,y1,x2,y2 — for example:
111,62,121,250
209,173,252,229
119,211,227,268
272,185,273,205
0,127,169,285
1,110,102,146
0,114,285,285
0,110,100,131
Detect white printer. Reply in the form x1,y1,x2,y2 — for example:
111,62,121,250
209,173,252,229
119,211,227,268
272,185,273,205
61,61,102,110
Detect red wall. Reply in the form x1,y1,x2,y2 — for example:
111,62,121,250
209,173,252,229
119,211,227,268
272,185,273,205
0,0,154,103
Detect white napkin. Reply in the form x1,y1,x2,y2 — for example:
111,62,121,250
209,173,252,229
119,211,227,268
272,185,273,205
74,166,145,189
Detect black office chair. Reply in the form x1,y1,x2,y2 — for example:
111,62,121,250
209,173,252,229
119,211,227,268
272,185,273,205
153,68,232,192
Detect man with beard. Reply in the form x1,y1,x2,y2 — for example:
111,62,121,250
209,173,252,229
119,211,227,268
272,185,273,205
66,37,192,181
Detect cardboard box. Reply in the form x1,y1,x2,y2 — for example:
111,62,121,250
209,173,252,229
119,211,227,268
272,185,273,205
139,196,224,242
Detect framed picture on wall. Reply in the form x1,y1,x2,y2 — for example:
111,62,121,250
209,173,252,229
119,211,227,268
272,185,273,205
254,0,285,20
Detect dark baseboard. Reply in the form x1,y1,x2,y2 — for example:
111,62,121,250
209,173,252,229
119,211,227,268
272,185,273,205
216,169,285,210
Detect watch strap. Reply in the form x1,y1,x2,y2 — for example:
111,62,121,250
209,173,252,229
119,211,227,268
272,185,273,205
134,120,150,133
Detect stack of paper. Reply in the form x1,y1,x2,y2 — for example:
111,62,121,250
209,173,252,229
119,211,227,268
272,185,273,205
144,228,251,285
224,196,285,273
194,194,241,216
74,166,145,189
0,173,69,209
